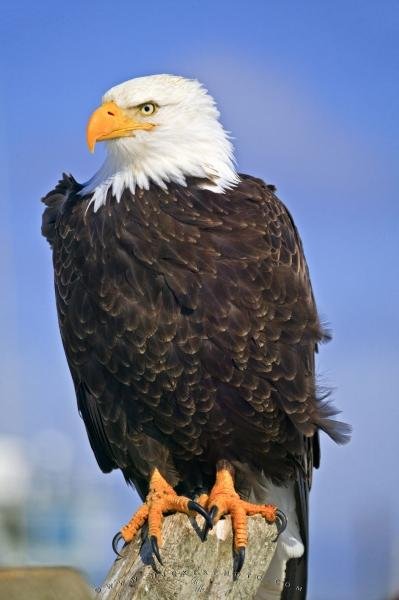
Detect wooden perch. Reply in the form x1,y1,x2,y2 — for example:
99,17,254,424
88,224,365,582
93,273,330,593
96,513,278,599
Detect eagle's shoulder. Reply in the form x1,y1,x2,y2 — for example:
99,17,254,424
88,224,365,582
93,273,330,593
231,173,306,268
233,174,297,230
41,173,82,246
235,173,278,197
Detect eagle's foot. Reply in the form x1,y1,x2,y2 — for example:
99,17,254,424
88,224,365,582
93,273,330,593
112,468,212,563
201,461,287,578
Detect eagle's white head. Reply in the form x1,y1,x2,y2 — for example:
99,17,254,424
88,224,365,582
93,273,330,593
81,74,239,211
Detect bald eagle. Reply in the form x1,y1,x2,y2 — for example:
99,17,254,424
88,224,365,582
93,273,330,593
42,74,350,599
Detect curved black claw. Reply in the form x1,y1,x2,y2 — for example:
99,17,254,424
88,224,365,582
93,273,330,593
150,535,163,565
201,505,218,542
272,509,287,542
188,500,213,529
112,532,125,557
233,547,245,580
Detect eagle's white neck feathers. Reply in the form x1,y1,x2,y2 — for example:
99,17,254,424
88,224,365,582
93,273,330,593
80,75,239,212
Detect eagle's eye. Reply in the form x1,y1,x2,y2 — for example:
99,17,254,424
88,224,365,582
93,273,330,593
139,102,157,116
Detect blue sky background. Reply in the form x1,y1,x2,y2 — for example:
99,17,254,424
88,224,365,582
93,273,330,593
1,1,398,598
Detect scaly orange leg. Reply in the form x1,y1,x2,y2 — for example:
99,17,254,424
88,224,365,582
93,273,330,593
112,468,212,564
200,460,287,577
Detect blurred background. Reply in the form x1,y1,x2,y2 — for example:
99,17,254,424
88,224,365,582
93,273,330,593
0,1,398,598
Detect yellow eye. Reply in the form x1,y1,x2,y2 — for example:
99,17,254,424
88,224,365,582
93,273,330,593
139,102,156,116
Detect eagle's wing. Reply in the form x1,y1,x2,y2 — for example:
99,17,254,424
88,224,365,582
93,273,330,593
232,176,349,600
42,175,177,499
42,175,118,473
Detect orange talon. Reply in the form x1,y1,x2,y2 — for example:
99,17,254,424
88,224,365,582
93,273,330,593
121,503,149,542
113,468,212,563
201,460,286,574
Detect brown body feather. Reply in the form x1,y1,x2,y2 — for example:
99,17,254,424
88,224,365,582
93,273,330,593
42,174,349,501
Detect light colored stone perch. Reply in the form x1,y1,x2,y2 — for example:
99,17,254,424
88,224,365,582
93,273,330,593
96,513,277,600
0,567,93,600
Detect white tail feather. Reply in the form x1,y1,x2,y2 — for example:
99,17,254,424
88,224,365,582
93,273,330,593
234,467,304,600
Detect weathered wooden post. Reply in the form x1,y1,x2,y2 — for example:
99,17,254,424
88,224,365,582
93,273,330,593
96,513,277,600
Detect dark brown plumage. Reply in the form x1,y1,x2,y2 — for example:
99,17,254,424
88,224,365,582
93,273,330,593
42,172,350,596
42,172,350,488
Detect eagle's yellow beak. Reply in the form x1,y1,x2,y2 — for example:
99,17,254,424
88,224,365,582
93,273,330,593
86,101,155,153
